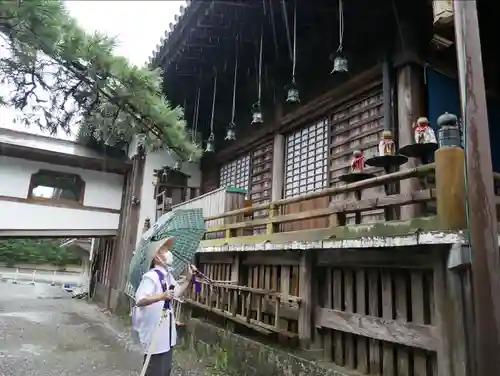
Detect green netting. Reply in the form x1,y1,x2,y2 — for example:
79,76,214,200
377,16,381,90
125,208,205,298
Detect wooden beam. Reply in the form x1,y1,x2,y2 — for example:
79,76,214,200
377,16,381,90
315,307,438,351
0,195,121,214
316,248,438,269
242,252,300,266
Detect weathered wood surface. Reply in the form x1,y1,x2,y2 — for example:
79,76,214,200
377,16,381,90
186,280,301,338
205,163,436,221
206,189,435,233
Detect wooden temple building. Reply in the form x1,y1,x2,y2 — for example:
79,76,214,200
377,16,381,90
94,1,500,375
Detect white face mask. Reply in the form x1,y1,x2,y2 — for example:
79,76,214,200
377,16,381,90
164,251,173,266
155,251,173,267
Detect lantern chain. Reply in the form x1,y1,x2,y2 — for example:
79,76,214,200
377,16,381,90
209,67,217,138
292,0,297,83
192,84,200,143
231,35,239,124
337,0,344,52
257,25,263,105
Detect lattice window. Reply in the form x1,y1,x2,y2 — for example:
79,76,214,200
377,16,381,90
284,120,329,198
219,154,250,190
329,85,385,224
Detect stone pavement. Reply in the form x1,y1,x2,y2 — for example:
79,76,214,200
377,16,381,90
0,282,217,376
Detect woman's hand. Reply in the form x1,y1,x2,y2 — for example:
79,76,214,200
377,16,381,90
186,264,197,280
161,290,174,301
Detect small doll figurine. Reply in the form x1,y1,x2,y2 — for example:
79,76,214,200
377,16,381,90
413,117,437,144
350,150,365,173
378,130,395,157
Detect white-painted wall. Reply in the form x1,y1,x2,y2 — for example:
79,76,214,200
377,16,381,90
0,201,120,231
0,156,123,232
130,148,202,246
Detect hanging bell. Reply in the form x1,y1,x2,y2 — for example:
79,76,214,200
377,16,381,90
205,134,215,153
162,169,169,179
225,122,236,141
251,103,263,124
285,82,300,104
330,53,349,74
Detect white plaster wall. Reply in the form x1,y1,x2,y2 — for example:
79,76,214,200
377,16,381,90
0,201,119,231
134,150,202,246
0,156,124,210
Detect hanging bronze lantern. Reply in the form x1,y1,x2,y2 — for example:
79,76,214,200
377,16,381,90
251,102,263,124
205,134,215,153
225,122,236,141
330,53,349,74
187,143,199,163
285,82,300,104
173,160,182,170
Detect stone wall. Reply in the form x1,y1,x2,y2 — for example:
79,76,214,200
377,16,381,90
182,318,358,376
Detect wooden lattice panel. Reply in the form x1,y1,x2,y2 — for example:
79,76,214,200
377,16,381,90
329,85,385,224
250,142,273,233
284,119,329,198
242,261,300,335
219,154,251,191
281,119,330,231
319,266,437,375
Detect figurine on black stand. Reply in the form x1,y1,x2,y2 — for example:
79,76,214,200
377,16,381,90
351,150,365,173
413,117,437,144
398,116,439,159
378,130,395,157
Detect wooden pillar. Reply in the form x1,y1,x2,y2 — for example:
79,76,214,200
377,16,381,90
226,253,240,331
271,134,285,202
435,146,467,229
298,251,313,349
397,64,425,220
434,246,474,376
230,253,240,284
454,1,500,372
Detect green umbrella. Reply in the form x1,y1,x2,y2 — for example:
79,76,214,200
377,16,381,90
125,208,205,298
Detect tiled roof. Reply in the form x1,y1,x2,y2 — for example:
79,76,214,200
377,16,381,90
147,0,193,68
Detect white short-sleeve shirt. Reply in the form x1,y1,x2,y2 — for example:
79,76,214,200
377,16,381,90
133,266,179,354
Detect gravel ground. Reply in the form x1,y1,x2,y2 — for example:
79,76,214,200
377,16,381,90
0,281,217,376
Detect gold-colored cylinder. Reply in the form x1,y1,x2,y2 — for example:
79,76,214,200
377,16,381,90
435,147,467,230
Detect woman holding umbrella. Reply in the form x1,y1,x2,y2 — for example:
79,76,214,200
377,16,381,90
133,236,195,376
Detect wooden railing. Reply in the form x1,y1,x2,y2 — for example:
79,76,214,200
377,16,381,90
202,163,437,246
171,186,246,239
186,281,301,337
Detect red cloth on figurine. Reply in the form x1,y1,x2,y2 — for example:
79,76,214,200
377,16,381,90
351,156,364,172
